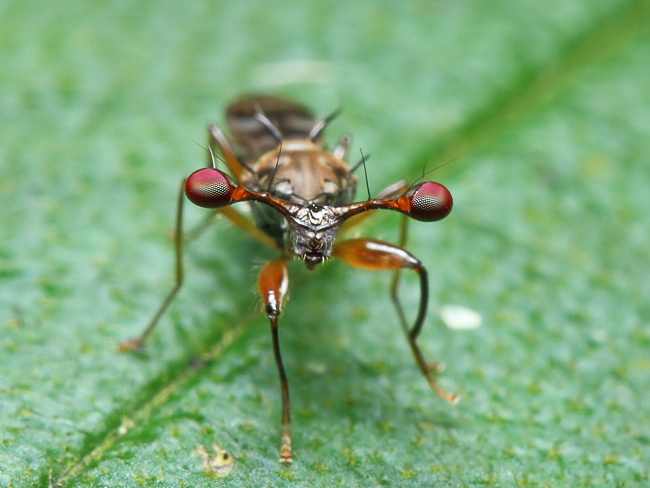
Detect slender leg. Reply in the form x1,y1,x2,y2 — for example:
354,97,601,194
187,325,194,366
184,207,279,250
219,207,279,250
257,256,293,462
118,180,186,351
333,238,458,404
389,216,443,374
119,175,281,352
390,214,410,336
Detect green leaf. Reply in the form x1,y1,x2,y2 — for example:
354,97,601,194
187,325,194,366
2,0,649,486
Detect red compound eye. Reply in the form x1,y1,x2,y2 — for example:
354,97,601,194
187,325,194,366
404,181,453,222
184,168,235,208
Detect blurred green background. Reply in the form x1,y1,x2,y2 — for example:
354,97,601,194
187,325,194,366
1,0,649,486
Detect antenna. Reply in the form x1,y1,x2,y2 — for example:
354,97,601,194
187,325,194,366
410,157,460,187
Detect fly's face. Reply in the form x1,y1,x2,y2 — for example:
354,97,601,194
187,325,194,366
284,203,343,269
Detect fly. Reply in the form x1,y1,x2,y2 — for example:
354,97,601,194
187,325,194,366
119,96,458,462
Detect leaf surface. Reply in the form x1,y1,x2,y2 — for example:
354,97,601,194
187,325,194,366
1,0,649,486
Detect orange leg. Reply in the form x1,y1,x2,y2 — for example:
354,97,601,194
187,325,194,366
257,256,293,462
332,238,458,404
184,206,279,250
220,207,279,250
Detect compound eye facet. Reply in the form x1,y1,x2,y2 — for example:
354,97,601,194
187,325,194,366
405,181,453,222
184,168,234,208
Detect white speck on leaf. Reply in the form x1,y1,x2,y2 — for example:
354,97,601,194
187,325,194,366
440,305,482,330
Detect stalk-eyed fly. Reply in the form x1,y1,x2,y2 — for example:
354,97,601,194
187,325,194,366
119,96,458,462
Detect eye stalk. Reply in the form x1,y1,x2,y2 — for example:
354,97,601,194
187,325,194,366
183,169,453,241
402,181,453,222
185,168,236,208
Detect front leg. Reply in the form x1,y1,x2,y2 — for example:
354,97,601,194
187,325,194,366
332,238,458,404
257,256,293,462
